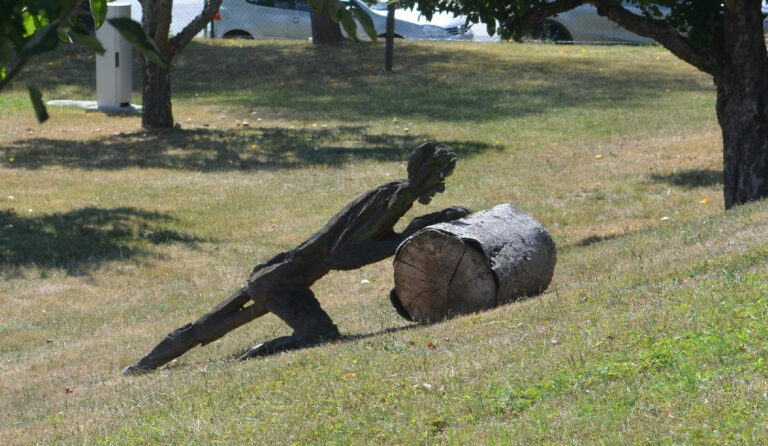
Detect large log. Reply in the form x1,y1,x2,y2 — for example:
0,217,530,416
392,203,556,322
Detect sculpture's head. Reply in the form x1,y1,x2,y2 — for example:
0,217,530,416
407,142,458,204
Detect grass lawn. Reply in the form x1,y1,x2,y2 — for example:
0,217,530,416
2,38,767,444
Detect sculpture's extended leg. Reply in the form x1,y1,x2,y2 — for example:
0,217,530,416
238,287,340,360
122,287,268,375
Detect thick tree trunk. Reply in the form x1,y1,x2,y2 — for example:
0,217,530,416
310,0,344,44
716,2,768,209
140,57,174,129
140,0,175,129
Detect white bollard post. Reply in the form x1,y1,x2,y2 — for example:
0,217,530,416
95,2,134,111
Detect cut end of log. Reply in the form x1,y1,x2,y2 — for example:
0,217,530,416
393,229,497,323
392,204,556,323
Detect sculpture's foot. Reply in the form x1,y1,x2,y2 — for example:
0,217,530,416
238,332,340,361
121,360,159,376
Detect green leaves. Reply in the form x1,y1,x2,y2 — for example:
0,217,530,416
327,0,343,22
107,18,170,67
90,0,109,28
26,84,49,123
338,8,359,41
309,0,378,42
19,24,60,58
350,4,378,41
69,28,105,54
22,9,50,37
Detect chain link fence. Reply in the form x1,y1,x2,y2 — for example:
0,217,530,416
121,0,654,44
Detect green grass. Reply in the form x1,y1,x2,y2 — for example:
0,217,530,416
3,38,765,444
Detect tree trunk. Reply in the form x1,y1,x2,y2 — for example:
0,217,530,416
716,2,768,209
392,204,556,323
310,0,344,44
140,56,174,129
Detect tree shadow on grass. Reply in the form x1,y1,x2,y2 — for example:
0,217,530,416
0,207,200,275
27,40,714,124
172,41,716,123
1,126,497,171
649,168,722,189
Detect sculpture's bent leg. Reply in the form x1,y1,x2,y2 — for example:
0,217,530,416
239,287,340,360
122,287,267,375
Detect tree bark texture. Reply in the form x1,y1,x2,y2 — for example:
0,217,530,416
140,58,174,129
392,204,556,323
715,1,768,208
138,0,223,128
310,0,344,44
122,143,471,374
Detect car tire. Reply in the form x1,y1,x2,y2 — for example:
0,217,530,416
223,30,254,39
530,20,573,43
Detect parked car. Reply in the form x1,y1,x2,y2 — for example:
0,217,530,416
212,0,472,41
527,4,656,44
528,3,768,44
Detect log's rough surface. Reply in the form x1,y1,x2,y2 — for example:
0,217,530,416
392,203,556,322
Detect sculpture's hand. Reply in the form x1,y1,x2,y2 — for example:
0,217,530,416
439,206,473,221
403,206,472,236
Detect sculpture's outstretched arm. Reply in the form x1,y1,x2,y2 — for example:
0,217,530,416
324,239,401,270
400,206,472,238
324,207,472,269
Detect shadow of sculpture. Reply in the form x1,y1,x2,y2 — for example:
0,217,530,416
1,127,497,172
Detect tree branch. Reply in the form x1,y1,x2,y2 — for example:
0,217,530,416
516,0,591,29
155,0,174,55
590,1,723,77
169,0,223,55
